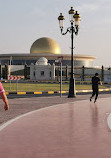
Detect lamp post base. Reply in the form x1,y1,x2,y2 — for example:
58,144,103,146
68,78,76,98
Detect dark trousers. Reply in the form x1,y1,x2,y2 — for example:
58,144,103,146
91,86,99,100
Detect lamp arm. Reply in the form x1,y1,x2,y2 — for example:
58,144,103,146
75,26,79,35
61,27,71,35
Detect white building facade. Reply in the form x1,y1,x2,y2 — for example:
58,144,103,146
30,57,55,81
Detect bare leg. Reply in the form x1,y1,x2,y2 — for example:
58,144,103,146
0,92,9,111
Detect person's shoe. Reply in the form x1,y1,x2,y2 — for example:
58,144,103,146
90,97,92,102
94,100,96,103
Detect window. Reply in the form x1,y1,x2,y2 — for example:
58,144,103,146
50,71,51,77
41,71,44,76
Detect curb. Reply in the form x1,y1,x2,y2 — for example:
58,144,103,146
5,88,111,96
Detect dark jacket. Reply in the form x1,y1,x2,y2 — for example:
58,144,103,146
92,76,100,88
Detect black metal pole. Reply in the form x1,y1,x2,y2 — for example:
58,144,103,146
68,22,76,98
60,62,62,97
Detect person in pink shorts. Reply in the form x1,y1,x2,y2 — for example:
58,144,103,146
0,82,9,110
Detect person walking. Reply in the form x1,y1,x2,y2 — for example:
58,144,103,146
0,82,9,110
90,73,102,103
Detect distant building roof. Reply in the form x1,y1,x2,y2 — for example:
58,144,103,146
30,37,61,55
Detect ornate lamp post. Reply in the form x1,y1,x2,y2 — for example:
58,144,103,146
58,7,81,98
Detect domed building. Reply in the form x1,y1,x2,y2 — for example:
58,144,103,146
0,37,95,67
0,37,96,80
30,57,55,80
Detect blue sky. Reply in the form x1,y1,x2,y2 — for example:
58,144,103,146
0,0,111,66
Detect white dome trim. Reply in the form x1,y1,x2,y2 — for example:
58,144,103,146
37,57,48,65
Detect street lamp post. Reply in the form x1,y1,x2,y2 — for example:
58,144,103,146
58,7,81,98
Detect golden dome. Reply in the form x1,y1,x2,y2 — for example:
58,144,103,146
30,37,61,54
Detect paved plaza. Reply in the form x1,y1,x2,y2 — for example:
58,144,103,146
0,94,111,157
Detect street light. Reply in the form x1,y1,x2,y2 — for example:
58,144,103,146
58,7,81,98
